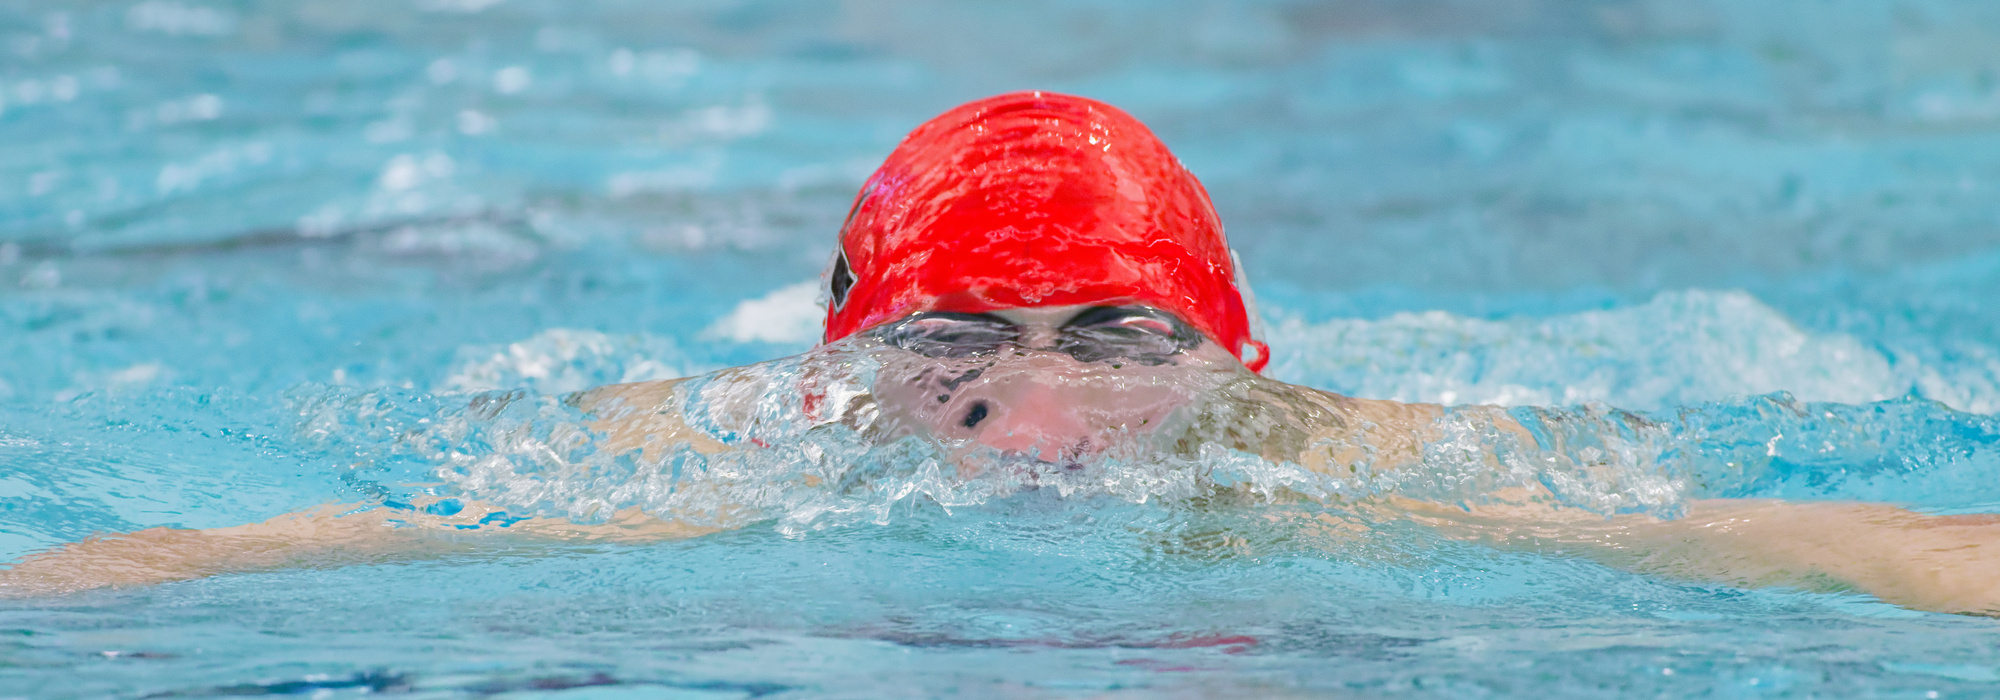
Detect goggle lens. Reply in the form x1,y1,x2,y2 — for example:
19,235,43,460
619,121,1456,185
877,307,1199,364
877,313,1019,358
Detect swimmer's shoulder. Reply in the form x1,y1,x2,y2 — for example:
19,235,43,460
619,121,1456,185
1226,376,1448,473
568,378,731,456
1241,375,1446,429
569,377,688,417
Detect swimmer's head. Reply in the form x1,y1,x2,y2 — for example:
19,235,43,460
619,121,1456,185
821,91,1268,372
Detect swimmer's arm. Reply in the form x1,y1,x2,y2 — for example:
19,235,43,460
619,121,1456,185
1270,388,2000,614
1,379,740,597
0,500,720,596
1403,493,2000,616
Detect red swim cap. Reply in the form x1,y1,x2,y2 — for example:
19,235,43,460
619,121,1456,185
822,91,1267,372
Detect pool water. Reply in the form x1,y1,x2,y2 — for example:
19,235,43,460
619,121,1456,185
8,0,2000,696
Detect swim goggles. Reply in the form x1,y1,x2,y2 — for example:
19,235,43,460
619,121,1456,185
874,306,1202,365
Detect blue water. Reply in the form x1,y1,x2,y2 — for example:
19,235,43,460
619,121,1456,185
8,0,2000,696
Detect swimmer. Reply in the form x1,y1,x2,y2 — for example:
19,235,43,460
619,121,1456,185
8,92,2000,615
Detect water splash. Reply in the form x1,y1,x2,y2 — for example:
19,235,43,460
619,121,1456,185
438,328,704,395
292,338,2000,536
1268,290,1910,410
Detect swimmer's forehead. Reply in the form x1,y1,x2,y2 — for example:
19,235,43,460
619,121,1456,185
989,305,1094,326
924,305,1175,326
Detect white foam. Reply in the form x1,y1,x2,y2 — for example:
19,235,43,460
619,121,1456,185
1267,290,1907,410
701,280,823,345
1914,348,2000,415
52,361,172,401
439,329,702,395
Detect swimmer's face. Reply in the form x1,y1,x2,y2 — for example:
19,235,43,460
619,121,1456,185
866,305,1244,465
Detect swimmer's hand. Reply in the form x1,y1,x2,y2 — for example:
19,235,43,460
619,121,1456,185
0,502,717,597
1406,494,2000,617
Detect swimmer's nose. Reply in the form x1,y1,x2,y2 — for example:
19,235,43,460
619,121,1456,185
955,384,1096,463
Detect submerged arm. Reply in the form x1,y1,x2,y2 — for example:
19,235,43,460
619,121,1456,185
1405,494,2000,615
2,377,732,596
1260,381,2000,615
0,500,718,596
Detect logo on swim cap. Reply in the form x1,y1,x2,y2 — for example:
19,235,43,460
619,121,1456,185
821,91,1268,372
826,249,857,312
